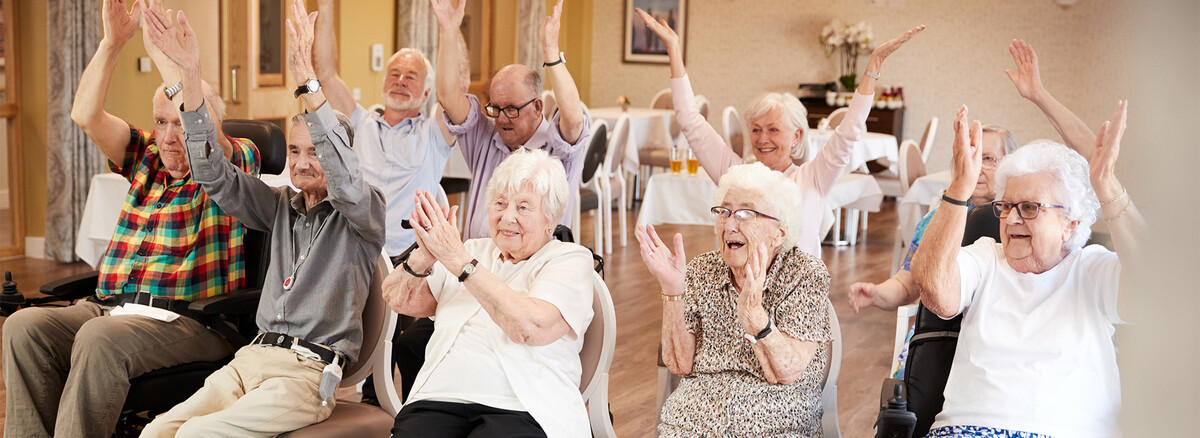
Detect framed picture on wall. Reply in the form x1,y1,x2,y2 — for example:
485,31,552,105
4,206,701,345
624,0,687,64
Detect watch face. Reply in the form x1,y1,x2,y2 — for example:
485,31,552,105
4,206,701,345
463,263,476,275
306,79,321,93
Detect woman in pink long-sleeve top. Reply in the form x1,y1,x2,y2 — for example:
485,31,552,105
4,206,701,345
637,8,924,255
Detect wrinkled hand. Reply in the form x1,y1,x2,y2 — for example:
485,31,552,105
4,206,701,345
948,105,983,199
848,282,878,314
143,8,199,73
285,0,318,80
635,224,687,296
735,243,771,335
1004,39,1046,102
410,190,467,269
869,25,925,65
140,0,178,77
430,0,465,31
634,8,681,56
103,0,143,45
541,0,564,60
1091,100,1127,200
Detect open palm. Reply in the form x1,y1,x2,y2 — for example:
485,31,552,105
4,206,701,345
635,224,687,295
144,9,199,71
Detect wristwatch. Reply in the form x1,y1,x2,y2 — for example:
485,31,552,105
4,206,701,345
164,81,184,101
457,259,479,282
294,78,322,98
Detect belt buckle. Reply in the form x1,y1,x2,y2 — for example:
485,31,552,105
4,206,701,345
274,334,287,347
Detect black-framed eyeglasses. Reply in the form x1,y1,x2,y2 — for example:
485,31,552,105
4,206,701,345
484,98,538,118
710,206,779,223
991,200,1065,220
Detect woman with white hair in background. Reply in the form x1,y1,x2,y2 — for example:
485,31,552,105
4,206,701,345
636,8,923,255
382,149,595,437
912,102,1142,438
637,163,833,436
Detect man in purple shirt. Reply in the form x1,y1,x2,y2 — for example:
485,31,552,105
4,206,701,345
433,0,589,239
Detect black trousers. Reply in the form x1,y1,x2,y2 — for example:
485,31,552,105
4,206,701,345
391,400,546,438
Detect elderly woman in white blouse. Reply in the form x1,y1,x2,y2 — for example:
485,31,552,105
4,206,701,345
382,149,594,438
638,163,834,436
912,102,1142,438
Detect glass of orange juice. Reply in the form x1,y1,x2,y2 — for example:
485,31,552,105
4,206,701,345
686,148,699,175
669,146,684,173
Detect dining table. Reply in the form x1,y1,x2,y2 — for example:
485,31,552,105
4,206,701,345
589,106,676,172
897,169,952,247
805,130,899,170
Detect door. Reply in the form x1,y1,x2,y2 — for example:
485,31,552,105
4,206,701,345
222,0,299,132
0,0,23,259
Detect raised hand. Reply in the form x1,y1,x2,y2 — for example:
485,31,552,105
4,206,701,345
1004,39,1046,102
869,25,925,66
947,105,983,200
735,243,771,335
541,0,564,60
430,0,465,31
141,0,173,71
285,0,318,81
635,224,687,296
410,190,468,269
848,282,878,314
634,8,681,56
1091,100,1127,200
143,8,199,73
103,0,143,45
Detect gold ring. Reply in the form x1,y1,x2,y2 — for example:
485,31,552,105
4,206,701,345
423,226,432,231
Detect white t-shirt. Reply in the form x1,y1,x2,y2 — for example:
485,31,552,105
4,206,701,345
407,238,595,438
932,237,1123,438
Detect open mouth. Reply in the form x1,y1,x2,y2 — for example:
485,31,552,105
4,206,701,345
725,240,745,250
499,126,515,132
756,146,777,154
498,230,520,237
1008,233,1031,240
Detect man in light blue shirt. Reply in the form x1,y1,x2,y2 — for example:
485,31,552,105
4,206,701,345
315,0,456,258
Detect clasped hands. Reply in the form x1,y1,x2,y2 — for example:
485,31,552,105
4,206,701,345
407,190,472,276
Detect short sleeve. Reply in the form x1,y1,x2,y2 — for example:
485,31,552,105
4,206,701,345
107,126,153,180
443,94,484,137
954,237,997,317
543,110,590,162
350,103,368,127
1083,245,1123,324
422,113,453,155
771,259,832,343
525,244,596,339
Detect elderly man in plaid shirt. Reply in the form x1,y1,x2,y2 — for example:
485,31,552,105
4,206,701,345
1,1,259,437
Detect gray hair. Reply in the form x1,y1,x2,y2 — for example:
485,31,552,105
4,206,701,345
387,48,435,96
742,93,810,159
155,80,226,120
982,124,1019,156
291,110,355,146
713,162,803,250
485,148,569,225
993,141,1098,251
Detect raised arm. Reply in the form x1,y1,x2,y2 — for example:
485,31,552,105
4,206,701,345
312,0,356,116
1005,40,1096,159
1091,101,1143,267
541,0,584,143
142,0,180,86
635,224,696,375
912,106,982,319
432,0,470,124
70,0,144,163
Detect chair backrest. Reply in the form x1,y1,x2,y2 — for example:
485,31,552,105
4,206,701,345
579,270,618,438
722,106,747,160
649,88,672,110
341,250,402,413
919,117,938,164
826,107,850,130
898,140,926,196
821,299,844,437
695,95,711,121
542,90,558,121
581,120,609,186
223,119,287,175
603,114,632,177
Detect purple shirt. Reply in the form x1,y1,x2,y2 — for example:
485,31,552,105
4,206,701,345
445,94,590,239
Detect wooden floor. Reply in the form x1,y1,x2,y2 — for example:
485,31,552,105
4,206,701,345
0,201,902,437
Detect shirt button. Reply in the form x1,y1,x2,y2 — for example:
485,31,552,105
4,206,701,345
299,255,305,260
316,154,322,159
276,313,284,321
305,222,310,227
155,202,164,209
136,249,146,256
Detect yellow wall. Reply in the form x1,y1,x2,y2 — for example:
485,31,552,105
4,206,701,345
335,0,394,109
18,0,47,238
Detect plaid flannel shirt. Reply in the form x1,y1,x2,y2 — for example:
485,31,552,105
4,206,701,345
95,126,261,302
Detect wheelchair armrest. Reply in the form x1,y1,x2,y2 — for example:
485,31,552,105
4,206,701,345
188,288,261,315
880,378,905,410
39,271,99,300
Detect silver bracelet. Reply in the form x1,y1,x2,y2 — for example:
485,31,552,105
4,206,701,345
864,71,880,80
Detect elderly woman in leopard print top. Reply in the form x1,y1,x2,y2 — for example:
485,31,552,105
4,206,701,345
636,162,834,437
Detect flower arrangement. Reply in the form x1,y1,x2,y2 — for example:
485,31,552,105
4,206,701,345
617,94,631,111
819,20,873,92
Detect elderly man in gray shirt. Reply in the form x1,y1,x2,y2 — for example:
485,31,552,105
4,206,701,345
138,4,385,436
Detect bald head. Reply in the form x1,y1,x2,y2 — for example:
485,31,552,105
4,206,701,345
490,64,542,100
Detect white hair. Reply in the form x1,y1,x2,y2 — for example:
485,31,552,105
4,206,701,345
981,124,1019,155
388,48,435,96
155,80,225,120
485,149,569,225
742,93,810,159
291,110,354,146
993,141,1098,251
713,162,803,250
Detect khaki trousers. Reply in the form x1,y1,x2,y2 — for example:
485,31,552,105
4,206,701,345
141,344,335,437
2,300,233,438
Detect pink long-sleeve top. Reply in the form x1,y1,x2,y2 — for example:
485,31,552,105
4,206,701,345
670,75,873,256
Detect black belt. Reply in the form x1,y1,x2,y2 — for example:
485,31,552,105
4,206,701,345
251,332,341,366
90,292,201,321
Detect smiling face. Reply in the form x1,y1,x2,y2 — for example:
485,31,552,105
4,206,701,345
287,124,328,197
382,52,430,112
971,131,1007,206
488,66,543,149
716,187,786,270
488,182,554,262
748,109,802,172
998,172,1077,274
152,92,190,178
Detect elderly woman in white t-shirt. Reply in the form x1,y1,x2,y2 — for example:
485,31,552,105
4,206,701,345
382,149,594,438
912,103,1142,438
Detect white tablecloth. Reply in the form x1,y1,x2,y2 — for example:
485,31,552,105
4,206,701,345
897,169,952,245
806,131,898,170
76,172,294,268
590,107,675,171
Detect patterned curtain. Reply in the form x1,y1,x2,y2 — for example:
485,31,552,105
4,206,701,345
44,0,105,262
396,0,439,116
516,0,544,73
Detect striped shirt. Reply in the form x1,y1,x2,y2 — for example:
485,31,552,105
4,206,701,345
95,126,260,302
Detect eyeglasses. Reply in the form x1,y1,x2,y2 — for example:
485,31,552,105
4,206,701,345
991,200,1065,220
484,98,538,118
982,155,999,169
710,206,779,223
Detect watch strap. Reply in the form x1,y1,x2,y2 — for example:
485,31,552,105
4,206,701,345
164,82,184,100
941,193,971,207
457,259,479,282
754,319,772,341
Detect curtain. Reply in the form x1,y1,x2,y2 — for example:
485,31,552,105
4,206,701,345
516,0,544,73
44,0,104,262
396,0,439,116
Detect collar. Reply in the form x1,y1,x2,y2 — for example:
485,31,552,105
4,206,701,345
372,110,425,130
288,190,329,216
491,118,550,153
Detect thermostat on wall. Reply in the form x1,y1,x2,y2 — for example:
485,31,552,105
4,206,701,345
371,44,384,72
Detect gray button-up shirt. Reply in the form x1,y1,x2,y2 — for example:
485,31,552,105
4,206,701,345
181,102,386,364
